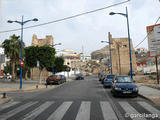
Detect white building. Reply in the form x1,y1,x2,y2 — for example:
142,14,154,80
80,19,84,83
0,46,10,73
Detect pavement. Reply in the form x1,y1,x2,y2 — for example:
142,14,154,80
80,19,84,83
138,84,160,105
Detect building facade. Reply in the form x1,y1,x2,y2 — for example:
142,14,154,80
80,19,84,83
108,32,137,75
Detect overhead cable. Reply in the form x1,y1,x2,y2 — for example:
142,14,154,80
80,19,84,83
0,0,130,34
135,16,160,48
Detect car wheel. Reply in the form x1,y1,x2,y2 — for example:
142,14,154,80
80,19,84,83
46,82,50,85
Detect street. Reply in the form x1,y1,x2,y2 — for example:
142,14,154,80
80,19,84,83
0,75,160,120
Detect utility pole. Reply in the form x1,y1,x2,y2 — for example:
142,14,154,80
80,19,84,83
155,56,159,84
117,43,121,75
108,32,113,74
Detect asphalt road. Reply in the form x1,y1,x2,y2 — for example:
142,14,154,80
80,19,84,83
0,75,160,120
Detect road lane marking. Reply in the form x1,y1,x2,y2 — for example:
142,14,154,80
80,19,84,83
100,101,118,120
119,101,146,120
47,101,72,120
22,101,54,120
0,101,20,111
0,101,37,119
137,101,160,116
75,101,91,120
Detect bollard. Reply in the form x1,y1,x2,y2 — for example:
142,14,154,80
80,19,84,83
2,92,6,98
46,84,48,88
36,85,38,89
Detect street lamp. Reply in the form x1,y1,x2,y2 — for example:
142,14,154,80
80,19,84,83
109,7,133,79
53,43,62,47
50,43,62,74
7,16,38,89
101,40,112,74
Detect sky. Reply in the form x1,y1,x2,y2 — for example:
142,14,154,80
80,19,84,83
0,0,160,55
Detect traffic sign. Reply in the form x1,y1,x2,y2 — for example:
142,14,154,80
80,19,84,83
37,61,40,67
147,24,160,57
20,60,24,66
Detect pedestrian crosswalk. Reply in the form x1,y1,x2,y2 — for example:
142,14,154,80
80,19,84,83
0,100,159,120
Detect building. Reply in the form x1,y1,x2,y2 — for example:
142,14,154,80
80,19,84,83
56,49,80,68
108,32,137,75
91,32,137,75
32,34,54,46
0,45,10,76
31,34,54,80
135,48,147,54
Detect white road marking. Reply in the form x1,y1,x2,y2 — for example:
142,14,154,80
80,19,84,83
0,101,20,111
119,101,146,120
22,101,54,120
138,101,160,117
100,101,118,120
75,101,91,120
0,101,37,119
47,101,72,120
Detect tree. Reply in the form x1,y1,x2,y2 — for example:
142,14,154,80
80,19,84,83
25,46,55,83
54,57,65,73
2,34,25,81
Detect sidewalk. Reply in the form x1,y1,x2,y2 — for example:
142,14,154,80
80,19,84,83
138,84,160,105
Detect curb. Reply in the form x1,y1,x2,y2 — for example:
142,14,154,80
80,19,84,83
138,93,160,106
0,84,54,92
0,96,12,105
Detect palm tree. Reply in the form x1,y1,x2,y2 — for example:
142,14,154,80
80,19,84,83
2,34,25,81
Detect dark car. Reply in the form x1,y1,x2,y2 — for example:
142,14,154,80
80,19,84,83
46,75,63,85
103,74,116,88
101,74,108,84
111,75,138,97
98,73,103,81
60,75,66,83
75,73,84,80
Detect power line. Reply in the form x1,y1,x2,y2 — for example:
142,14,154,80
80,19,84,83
0,0,130,34
135,16,160,48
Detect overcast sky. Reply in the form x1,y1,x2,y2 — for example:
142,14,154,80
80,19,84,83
0,0,160,55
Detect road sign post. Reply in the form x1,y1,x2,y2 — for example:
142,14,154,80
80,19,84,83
20,60,24,66
147,24,160,84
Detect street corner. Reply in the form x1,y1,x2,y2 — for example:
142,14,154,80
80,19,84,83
0,94,12,105
20,84,55,92
0,88,18,92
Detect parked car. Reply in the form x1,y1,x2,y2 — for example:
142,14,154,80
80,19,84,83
103,74,116,88
101,74,108,84
75,73,84,80
3,75,12,79
46,75,63,85
0,75,4,79
98,73,104,81
111,75,138,97
60,75,66,83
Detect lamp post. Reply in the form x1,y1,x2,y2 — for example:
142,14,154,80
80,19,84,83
8,16,38,89
101,40,112,74
53,43,62,47
50,43,62,74
109,7,133,79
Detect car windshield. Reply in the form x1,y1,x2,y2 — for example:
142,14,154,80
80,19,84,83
105,78,113,81
107,75,115,79
116,76,132,83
